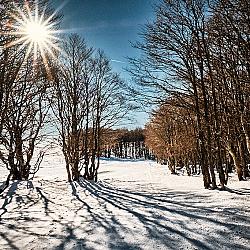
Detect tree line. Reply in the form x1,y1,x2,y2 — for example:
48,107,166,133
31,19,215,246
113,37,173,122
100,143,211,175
101,128,154,159
129,0,250,189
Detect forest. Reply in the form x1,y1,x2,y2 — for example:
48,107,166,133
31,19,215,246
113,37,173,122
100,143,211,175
0,0,249,249
129,0,250,189
1,0,249,192
0,0,133,189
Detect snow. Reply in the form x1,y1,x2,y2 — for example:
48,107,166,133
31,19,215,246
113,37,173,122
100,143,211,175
0,151,250,250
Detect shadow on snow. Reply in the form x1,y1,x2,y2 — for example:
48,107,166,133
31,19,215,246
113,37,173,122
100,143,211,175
0,178,249,249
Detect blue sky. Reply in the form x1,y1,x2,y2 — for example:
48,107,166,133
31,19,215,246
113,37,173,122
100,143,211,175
53,0,158,128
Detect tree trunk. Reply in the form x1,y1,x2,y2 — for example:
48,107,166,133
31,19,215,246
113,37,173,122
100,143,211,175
226,144,243,181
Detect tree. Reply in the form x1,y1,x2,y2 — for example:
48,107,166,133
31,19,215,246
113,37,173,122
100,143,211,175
0,0,60,191
52,35,129,182
145,100,197,174
51,34,93,181
104,128,146,159
87,50,129,181
129,0,250,189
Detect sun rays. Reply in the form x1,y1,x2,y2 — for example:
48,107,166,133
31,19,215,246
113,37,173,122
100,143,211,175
5,0,62,75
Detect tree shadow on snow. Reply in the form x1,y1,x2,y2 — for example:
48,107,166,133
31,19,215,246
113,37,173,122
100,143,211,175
0,178,249,250
0,182,21,250
73,178,250,250
0,180,94,250
225,187,250,196
100,157,148,163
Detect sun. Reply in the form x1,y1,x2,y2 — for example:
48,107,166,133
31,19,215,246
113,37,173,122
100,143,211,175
5,1,61,74
24,21,49,43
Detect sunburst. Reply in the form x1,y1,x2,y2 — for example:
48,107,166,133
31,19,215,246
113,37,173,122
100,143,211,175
5,0,62,75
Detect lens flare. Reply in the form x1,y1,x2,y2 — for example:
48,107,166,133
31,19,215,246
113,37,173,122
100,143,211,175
5,0,62,75
25,21,49,43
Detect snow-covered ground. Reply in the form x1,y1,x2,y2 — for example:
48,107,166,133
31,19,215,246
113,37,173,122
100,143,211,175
0,151,249,250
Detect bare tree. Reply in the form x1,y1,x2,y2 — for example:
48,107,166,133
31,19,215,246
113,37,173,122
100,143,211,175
87,50,129,181
129,0,250,189
0,0,60,191
0,47,51,193
52,35,130,182
51,34,93,181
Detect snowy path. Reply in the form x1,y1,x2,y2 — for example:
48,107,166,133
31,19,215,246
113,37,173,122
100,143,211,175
0,156,250,249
